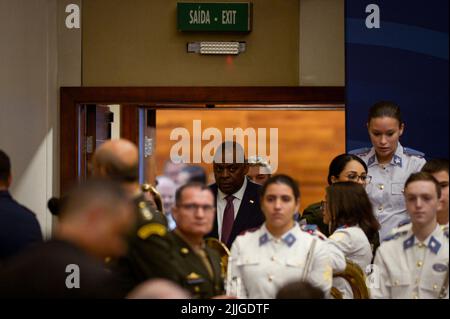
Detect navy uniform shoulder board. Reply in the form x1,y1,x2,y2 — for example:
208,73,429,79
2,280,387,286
300,224,326,240
403,147,425,158
238,226,260,237
397,219,411,227
384,230,408,242
349,147,371,156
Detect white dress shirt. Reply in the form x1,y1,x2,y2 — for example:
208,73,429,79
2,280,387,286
216,178,248,241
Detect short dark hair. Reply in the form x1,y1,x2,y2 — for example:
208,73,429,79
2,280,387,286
0,149,11,184
422,159,449,175
213,141,246,164
181,165,207,184
175,182,213,206
60,179,128,219
327,153,368,185
405,172,442,198
276,280,324,299
260,174,300,201
326,182,380,243
368,101,403,125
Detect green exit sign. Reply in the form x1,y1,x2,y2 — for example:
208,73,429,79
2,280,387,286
177,2,252,32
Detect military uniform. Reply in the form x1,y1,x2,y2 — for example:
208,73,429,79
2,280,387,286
371,224,449,299
169,231,224,299
227,223,344,299
350,143,426,241
111,193,178,294
328,225,373,298
300,202,330,236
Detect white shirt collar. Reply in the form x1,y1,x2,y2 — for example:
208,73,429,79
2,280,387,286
217,177,248,201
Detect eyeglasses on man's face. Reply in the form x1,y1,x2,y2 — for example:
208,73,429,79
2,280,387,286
178,203,215,214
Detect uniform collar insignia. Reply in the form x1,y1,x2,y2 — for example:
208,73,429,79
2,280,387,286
428,236,441,254
282,233,296,247
392,155,402,167
368,155,376,167
259,233,269,246
187,272,200,280
403,235,415,250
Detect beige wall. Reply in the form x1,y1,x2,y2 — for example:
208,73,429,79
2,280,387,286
0,0,81,237
82,0,300,86
82,0,344,86
299,0,344,86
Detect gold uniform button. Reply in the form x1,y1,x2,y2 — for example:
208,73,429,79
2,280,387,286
433,284,438,290
271,256,276,261
138,201,146,209
180,248,189,254
194,286,200,293
417,261,423,267
378,206,383,211
268,275,274,282
379,184,384,190
418,243,426,248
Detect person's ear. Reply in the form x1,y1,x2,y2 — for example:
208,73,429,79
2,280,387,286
399,123,405,137
330,175,339,184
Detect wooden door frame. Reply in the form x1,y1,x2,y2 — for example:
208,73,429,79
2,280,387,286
60,86,344,194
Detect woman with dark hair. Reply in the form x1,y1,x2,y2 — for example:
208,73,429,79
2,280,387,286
322,182,380,298
226,175,345,299
301,153,371,236
350,101,426,241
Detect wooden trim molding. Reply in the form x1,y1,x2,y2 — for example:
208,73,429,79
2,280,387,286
60,86,344,193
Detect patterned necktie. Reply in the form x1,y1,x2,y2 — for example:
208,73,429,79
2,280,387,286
221,195,235,245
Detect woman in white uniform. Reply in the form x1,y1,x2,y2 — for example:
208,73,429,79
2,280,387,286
322,182,380,298
226,174,344,299
350,101,426,241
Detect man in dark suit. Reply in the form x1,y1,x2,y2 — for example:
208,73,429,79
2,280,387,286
0,149,42,263
208,142,265,248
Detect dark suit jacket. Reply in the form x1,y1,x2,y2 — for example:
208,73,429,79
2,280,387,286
208,180,265,248
0,191,43,263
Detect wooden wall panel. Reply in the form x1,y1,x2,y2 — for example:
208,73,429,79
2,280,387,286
155,110,345,212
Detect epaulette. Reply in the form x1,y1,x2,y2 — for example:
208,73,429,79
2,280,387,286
348,147,371,156
383,230,408,242
136,201,168,240
238,226,260,237
397,219,411,227
403,147,425,158
300,224,326,240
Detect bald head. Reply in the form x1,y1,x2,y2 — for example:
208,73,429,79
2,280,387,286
92,139,139,183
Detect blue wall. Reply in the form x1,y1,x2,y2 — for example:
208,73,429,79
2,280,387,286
345,0,449,159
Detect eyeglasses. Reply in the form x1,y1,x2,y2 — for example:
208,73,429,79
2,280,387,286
320,200,327,212
178,203,215,214
344,174,372,184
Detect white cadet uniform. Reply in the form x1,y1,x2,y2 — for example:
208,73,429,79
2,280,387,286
371,224,449,299
350,143,426,241
226,223,345,299
328,225,373,299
